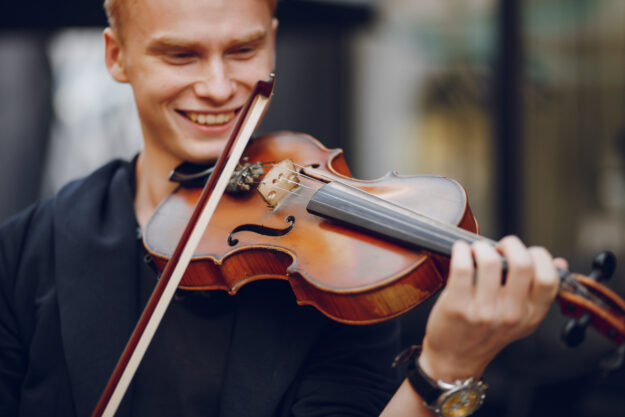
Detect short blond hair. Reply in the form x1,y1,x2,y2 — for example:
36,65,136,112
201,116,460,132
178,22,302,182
103,0,134,34
104,0,278,35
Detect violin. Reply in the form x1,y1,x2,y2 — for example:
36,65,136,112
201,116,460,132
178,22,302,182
146,130,625,344
93,76,625,416
147,130,476,323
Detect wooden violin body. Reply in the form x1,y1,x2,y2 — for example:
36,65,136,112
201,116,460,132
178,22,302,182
145,131,478,324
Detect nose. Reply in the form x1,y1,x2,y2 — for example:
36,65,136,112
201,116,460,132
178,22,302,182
193,58,235,104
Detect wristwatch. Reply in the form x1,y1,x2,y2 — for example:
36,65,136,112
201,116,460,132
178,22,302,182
393,346,487,417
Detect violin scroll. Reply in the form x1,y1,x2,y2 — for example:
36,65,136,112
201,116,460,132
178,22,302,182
559,252,625,353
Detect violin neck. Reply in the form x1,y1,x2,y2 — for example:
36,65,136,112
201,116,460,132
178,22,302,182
306,181,490,257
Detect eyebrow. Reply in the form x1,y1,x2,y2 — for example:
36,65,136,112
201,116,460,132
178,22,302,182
147,28,268,52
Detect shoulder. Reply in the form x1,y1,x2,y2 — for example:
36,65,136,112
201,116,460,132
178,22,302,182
55,159,134,210
1,159,132,245
0,159,134,296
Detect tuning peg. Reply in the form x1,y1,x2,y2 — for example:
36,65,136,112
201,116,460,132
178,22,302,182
562,313,591,347
589,251,616,282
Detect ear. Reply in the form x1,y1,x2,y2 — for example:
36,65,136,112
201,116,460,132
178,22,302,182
104,27,129,83
271,18,279,36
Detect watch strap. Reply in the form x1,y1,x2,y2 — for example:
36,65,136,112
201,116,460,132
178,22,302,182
393,345,488,417
393,345,442,405
405,358,443,404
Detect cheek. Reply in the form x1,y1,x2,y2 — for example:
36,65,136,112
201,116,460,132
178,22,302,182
229,55,275,85
133,64,195,105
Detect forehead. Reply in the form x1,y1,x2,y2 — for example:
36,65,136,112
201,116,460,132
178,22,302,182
123,0,274,43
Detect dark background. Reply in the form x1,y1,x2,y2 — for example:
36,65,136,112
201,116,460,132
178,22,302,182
1,1,624,416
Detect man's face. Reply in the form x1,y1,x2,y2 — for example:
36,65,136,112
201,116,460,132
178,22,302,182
106,0,276,166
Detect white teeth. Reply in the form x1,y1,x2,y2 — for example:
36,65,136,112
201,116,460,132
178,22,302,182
185,111,235,126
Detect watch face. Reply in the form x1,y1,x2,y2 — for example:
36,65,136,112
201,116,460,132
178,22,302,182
439,388,484,417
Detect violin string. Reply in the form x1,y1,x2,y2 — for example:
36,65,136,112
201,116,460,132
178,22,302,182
268,183,311,198
294,178,485,251
286,163,479,245
288,164,328,184
263,163,477,244
289,167,595,294
284,163,489,246
282,166,609,302
281,177,316,190
255,163,598,297
257,162,578,268
262,163,487,249
248,176,317,191
326,186,486,250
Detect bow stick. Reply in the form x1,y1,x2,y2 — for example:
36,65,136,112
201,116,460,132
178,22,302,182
91,75,275,417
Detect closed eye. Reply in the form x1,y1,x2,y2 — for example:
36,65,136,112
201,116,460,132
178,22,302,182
173,52,194,58
233,47,253,54
227,39,263,59
164,50,198,64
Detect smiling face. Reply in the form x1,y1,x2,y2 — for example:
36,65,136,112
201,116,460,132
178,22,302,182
104,0,277,168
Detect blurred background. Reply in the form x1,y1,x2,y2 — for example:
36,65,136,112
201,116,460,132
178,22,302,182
1,0,624,415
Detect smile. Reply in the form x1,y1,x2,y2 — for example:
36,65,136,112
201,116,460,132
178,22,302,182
178,110,238,126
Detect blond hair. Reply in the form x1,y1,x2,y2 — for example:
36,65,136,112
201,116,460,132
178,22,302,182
104,0,278,34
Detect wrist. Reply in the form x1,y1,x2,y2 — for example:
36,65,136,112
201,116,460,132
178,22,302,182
418,343,486,382
394,346,487,417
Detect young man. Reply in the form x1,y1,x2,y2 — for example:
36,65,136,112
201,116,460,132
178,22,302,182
0,0,564,416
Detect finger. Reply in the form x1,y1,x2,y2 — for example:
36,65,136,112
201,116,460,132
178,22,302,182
496,236,534,328
554,257,568,271
445,240,475,299
528,247,560,308
498,235,533,300
472,240,503,311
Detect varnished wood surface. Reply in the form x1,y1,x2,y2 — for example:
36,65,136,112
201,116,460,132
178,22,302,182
145,131,477,324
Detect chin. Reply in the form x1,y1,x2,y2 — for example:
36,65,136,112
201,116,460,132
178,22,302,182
181,140,228,163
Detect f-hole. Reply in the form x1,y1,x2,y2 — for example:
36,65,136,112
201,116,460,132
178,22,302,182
228,216,296,246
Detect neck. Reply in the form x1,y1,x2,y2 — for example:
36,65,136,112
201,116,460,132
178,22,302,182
134,139,230,229
134,150,179,229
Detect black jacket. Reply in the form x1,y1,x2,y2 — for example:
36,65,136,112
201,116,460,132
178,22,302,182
0,160,401,417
